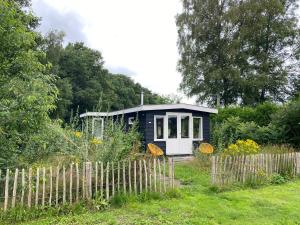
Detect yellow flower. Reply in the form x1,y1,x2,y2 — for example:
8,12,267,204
74,131,82,138
91,137,102,145
224,139,260,156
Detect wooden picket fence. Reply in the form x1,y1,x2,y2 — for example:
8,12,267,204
0,157,175,211
211,152,300,185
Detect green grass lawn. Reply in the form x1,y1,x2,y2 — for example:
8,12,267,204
18,161,300,225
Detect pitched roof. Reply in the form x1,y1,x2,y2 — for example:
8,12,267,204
80,103,218,118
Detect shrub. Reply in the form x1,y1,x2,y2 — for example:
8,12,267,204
223,139,260,155
270,174,287,185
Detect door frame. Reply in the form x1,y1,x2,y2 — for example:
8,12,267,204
165,112,193,155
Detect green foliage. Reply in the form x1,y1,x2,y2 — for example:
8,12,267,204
41,31,169,121
212,102,279,126
270,174,287,185
177,0,300,106
0,0,58,168
271,98,300,148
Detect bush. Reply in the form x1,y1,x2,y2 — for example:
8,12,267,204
224,139,260,155
212,102,279,126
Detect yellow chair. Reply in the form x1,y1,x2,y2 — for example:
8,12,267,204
147,143,164,157
199,143,214,154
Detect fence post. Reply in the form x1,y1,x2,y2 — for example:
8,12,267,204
158,158,162,193
28,168,32,208
143,160,148,192
117,162,120,193
42,167,46,207
70,163,73,204
12,168,18,208
56,166,59,206
148,159,152,191
153,158,157,192
112,162,115,197
76,163,79,202
139,160,142,193
95,162,98,197
134,160,137,195
21,168,25,206
100,162,103,198
82,162,85,199
128,160,132,194
35,168,40,207
211,156,215,184
4,169,10,211
123,161,126,194
63,166,66,204
106,162,109,200
49,167,52,206
163,158,166,192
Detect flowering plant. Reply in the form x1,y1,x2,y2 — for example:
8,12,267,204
224,139,260,155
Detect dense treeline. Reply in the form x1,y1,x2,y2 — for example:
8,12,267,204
41,31,169,121
177,0,300,106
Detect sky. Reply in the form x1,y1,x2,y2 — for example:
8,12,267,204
31,0,195,103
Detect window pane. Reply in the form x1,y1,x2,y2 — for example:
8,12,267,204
193,118,200,139
181,116,189,138
94,119,103,138
156,117,164,139
168,116,177,138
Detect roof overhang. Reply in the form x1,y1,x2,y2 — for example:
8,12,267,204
80,103,218,118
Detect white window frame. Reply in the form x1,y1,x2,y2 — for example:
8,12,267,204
92,117,104,139
128,117,135,125
192,117,203,141
154,115,166,141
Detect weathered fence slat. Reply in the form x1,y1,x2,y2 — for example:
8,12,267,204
28,168,32,208
1,158,176,211
12,168,18,208
4,169,10,211
212,153,300,185
35,168,40,207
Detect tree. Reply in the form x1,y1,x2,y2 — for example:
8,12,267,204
41,32,168,120
0,0,58,166
176,0,299,106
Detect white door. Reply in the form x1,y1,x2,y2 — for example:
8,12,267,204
166,113,193,155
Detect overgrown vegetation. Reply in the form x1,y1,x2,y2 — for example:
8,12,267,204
211,99,300,152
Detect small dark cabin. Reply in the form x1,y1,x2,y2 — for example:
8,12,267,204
80,103,218,156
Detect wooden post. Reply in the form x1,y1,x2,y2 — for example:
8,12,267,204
123,161,126,193
211,156,216,184
100,162,103,198
172,158,175,188
168,158,172,188
63,166,66,204
95,162,98,197
139,160,142,193
76,163,79,202
55,166,59,206
163,158,166,192
89,162,92,198
148,159,152,191
70,163,73,204
106,162,109,200
21,168,25,206
143,160,148,192
153,158,157,192
35,168,39,207
82,162,85,199
158,158,162,193
28,168,32,208
117,162,120,192
134,160,137,195
49,167,52,206
42,167,46,207
11,168,18,208
112,162,115,197
4,169,10,211
128,160,132,194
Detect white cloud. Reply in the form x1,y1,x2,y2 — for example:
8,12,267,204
32,0,196,103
